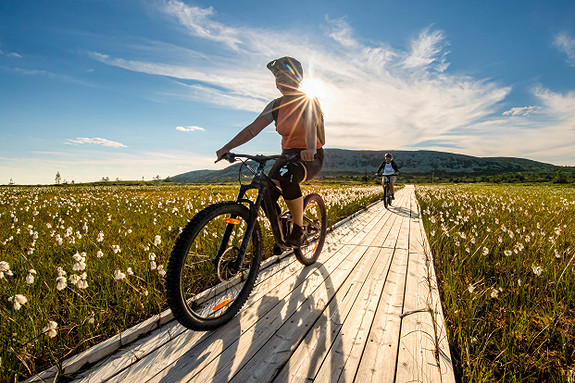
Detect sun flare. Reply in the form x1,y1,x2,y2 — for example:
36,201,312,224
300,78,327,99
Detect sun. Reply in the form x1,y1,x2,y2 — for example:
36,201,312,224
300,78,327,99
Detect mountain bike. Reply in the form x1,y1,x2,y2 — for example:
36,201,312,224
166,152,327,331
377,172,397,209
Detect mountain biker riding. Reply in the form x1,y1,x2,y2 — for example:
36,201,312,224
375,153,399,199
216,56,324,249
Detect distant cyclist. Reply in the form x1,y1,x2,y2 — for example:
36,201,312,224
375,153,399,199
216,56,324,248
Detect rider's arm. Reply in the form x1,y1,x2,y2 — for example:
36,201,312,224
216,115,270,162
375,161,384,174
391,160,400,174
301,99,319,161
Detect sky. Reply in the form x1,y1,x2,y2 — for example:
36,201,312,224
1,0,575,185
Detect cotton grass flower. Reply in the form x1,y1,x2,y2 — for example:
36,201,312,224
112,245,121,254
97,231,104,242
77,272,88,289
468,284,476,293
504,250,513,257
8,294,28,310
0,261,14,278
56,276,67,291
114,269,126,280
72,252,87,271
532,264,543,276
153,235,161,246
43,321,58,338
482,247,489,256
26,269,37,284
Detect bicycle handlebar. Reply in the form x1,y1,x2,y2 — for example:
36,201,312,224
223,152,296,164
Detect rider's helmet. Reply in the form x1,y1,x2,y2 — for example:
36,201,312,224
267,57,303,83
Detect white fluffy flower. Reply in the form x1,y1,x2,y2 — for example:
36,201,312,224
8,294,28,310
43,321,58,338
26,269,37,284
114,269,126,280
0,261,14,278
153,235,161,246
56,276,67,291
97,231,104,242
157,265,166,277
77,273,88,289
532,265,543,276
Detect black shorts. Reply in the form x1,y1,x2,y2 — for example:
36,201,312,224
268,148,324,200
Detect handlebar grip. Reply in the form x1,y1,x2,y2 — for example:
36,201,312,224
223,153,236,163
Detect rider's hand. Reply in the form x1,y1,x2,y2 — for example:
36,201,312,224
300,149,315,162
215,147,229,163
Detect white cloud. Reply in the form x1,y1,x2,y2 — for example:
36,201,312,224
502,106,537,116
554,33,575,66
88,1,575,164
176,126,205,132
65,137,127,148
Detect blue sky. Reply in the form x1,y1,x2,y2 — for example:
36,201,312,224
1,0,575,184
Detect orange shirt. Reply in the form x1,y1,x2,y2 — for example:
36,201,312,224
276,97,322,150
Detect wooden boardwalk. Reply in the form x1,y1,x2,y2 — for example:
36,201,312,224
27,185,455,383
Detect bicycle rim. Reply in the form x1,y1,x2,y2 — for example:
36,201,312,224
294,193,327,266
166,202,261,331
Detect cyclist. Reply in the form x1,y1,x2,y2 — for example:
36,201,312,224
216,56,324,248
375,153,399,199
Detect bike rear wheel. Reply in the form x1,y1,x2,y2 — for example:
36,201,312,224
166,202,262,331
294,193,327,266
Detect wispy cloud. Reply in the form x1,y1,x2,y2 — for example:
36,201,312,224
176,125,205,132
65,137,127,148
554,33,575,66
87,1,575,164
502,106,538,116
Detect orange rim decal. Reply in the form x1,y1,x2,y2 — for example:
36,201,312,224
222,218,241,225
212,299,232,311
305,203,315,210
313,244,318,252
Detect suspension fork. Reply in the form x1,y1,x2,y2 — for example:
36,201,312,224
230,185,265,270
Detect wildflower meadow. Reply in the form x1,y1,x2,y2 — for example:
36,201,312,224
416,184,575,382
0,182,382,382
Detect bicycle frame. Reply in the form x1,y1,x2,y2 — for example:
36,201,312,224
213,155,289,271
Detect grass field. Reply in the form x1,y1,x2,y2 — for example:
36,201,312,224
416,184,575,382
0,182,383,382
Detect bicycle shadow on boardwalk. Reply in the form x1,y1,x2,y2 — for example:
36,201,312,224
387,205,416,219
157,259,345,382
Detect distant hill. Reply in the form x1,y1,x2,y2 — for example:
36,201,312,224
168,149,565,183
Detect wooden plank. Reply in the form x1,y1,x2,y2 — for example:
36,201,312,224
395,187,455,383
352,251,410,382
274,233,395,383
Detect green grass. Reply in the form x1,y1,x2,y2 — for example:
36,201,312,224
0,182,384,382
416,184,575,382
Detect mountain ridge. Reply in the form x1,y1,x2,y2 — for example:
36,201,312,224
168,148,565,183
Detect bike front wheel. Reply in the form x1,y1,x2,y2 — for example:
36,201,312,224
383,184,389,209
294,193,327,266
166,202,262,331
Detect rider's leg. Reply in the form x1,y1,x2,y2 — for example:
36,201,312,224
390,179,395,197
285,196,304,227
